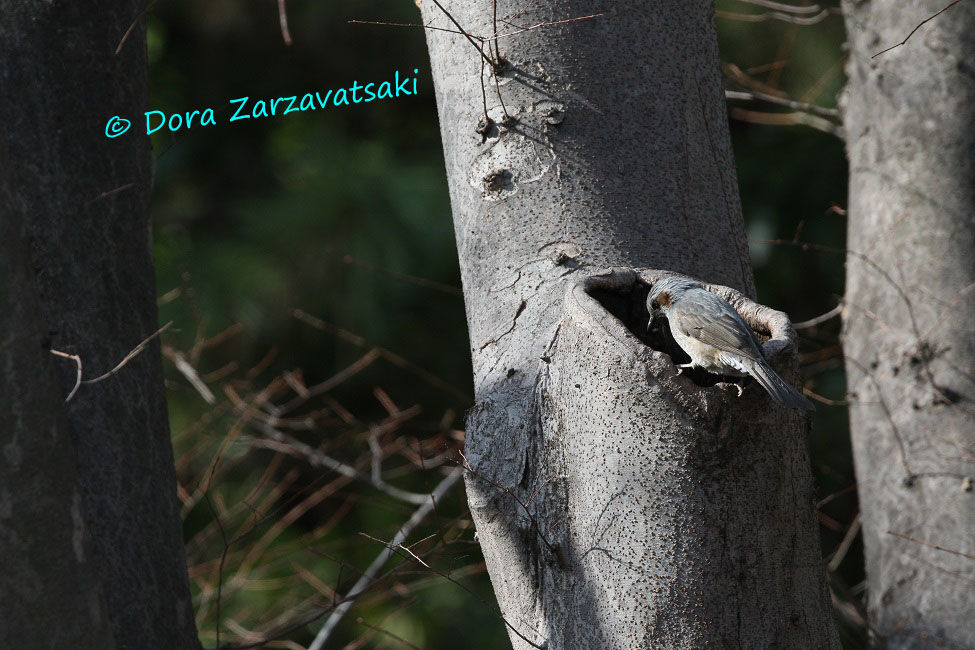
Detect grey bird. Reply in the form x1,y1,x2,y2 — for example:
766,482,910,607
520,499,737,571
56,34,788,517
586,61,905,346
647,276,815,411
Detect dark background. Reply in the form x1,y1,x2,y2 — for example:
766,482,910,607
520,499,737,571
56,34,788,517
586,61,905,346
149,1,860,647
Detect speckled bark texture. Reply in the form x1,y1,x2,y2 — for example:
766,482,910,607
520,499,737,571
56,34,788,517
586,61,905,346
0,212,115,648
421,2,838,647
0,2,198,647
841,2,975,647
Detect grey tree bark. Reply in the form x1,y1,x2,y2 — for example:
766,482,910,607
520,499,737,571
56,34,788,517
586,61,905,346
422,1,838,647
841,1,975,647
0,2,198,647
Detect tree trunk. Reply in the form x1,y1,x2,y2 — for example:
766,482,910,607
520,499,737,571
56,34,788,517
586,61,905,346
841,1,975,647
421,1,838,647
0,214,115,648
0,2,198,647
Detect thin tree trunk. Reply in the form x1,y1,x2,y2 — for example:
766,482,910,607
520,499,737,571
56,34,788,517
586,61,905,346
421,1,838,646
0,2,198,647
841,1,975,647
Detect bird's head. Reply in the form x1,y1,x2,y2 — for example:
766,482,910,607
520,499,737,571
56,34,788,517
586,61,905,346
647,275,701,317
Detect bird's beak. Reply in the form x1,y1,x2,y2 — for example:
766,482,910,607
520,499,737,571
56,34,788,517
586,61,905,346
647,308,660,332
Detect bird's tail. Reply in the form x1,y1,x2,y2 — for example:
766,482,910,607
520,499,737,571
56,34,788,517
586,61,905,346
749,360,815,411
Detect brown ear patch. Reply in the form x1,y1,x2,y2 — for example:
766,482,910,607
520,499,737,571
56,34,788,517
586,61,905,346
657,291,671,308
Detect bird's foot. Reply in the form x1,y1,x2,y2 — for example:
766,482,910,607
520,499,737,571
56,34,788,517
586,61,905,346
717,381,744,397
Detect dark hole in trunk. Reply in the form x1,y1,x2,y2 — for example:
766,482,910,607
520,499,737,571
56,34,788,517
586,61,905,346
588,278,748,390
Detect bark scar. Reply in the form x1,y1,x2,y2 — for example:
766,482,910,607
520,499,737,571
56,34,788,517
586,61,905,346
479,299,527,351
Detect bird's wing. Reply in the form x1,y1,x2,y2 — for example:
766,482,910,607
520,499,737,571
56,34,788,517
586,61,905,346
673,290,764,362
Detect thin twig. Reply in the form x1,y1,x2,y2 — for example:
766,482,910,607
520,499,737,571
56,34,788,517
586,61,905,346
87,182,136,205
887,530,975,559
427,0,495,68
273,347,382,416
794,301,844,329
492,13,602,40
493,64,510,119
250,423,433,505
846,356,915,481
456,451,563,565
478,48,492,127
734,0,824,13
805,388,848,407
817,484,857,510
50,322,172,403
347,20,468,37
724,89,840,120
48,349,83,402
491,0,501,62
341,255,463,296
202,490,231,649
717,8,830,25
873,0,965,58
307,468,464,650
83,322,172,384
355,527,548,649
358,532,431,569
356,618,421,650
277,0,293,45
729,107,843,137
115,1,157,55
293,309,472,404
349,12,602,44
827,513,861,572
163,345,217,404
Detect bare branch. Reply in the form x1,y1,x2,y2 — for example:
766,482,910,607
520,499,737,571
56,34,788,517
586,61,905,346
293,308,472,404
250,422,433,505
827,513,862,572
273,347,382,416
734,0,825,14
115,1,157,55
50,322,172,402
717,8,831,25
163,345,217,404
725,89,840,120
729,106,843,138
492,13,603,40
887,530,975,559
873,0,966,58
427,0,495,68
341,255,463,296
348,12,603,44
456,451,563,566
48,349,82,402
277,0,293,45
355,617,421,650
307,468,464,650
794,301,844,329
347,19,469,38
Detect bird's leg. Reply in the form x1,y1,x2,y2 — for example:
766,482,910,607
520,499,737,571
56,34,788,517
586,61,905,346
676,362,695,376
734,382,744,397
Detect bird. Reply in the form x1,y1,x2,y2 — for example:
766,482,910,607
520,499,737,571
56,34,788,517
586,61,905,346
647,276,815,411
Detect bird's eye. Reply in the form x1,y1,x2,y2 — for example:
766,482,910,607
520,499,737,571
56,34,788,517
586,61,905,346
650,300,659,310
